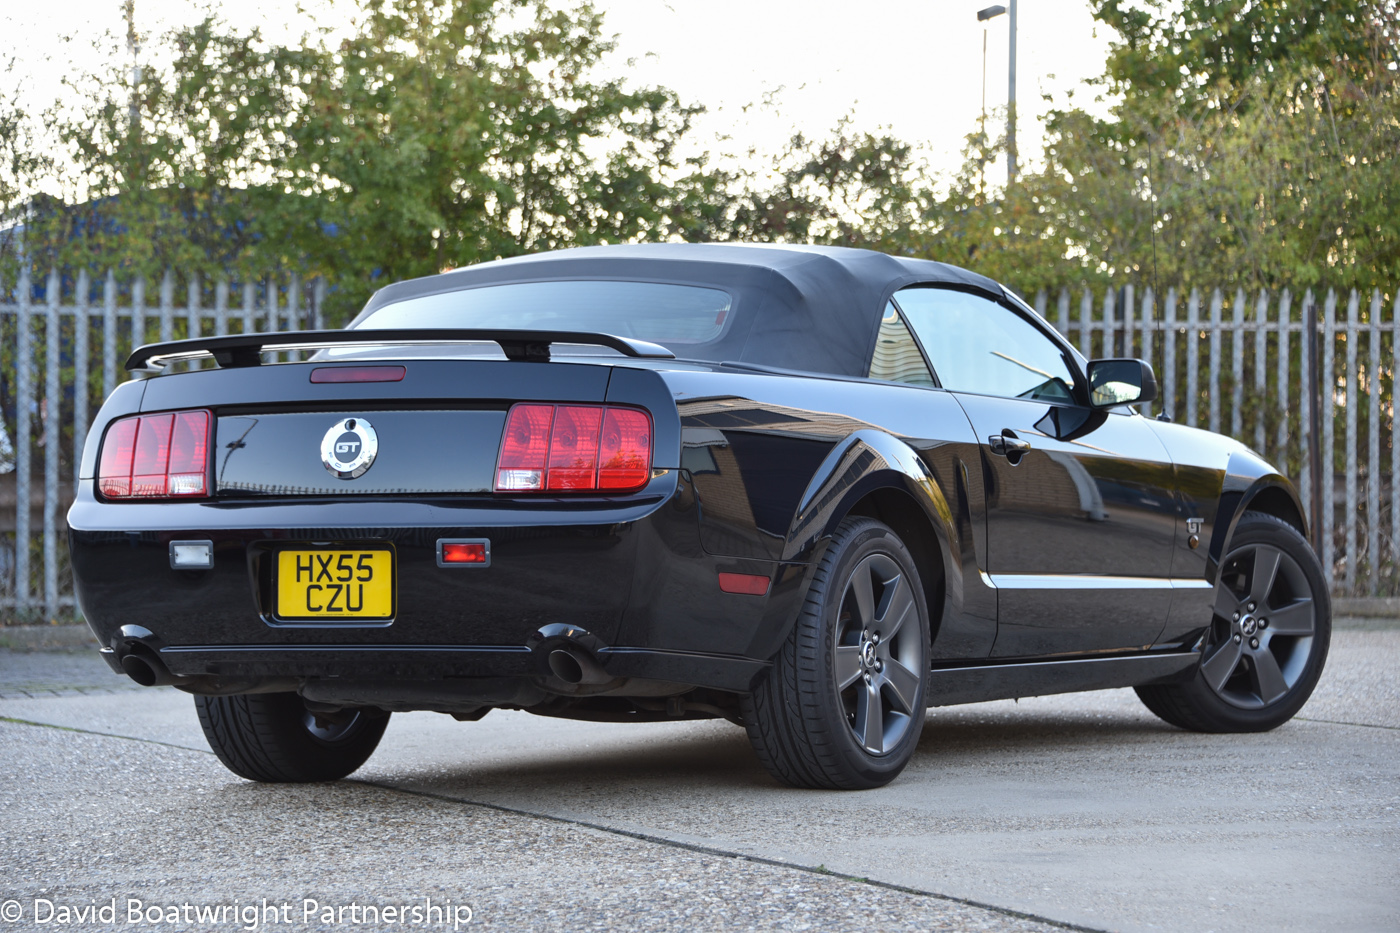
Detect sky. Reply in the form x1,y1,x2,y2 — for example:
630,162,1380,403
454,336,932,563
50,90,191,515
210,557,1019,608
2,0,1118,184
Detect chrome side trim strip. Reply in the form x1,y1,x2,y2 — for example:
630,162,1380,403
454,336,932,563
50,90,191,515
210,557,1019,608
979,573,1213,590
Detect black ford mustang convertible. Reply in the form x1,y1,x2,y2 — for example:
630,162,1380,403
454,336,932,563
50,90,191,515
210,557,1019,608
70,244,1330,789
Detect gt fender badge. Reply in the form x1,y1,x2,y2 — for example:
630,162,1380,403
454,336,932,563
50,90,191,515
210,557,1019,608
321,417,379,479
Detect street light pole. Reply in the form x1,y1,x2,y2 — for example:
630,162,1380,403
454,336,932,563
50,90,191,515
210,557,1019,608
1007,0,1017,181
976,4,1013,184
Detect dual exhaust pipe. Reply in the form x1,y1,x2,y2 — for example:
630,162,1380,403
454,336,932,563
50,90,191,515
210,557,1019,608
114,623,613,689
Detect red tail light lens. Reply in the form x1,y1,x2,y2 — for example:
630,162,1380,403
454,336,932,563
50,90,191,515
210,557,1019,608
546,406,603,490
495,404,554,491
598,408,652,490
97,410,211,499
496,403,652,494
97,418,139,498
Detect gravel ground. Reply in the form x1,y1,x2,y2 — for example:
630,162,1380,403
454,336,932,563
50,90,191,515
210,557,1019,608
0,722,1062,933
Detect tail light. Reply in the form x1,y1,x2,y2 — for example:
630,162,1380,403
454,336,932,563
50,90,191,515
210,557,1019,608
495,403,652,493
98,410,211,499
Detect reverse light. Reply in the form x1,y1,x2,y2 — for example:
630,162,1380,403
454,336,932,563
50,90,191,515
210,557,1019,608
98,410,211,499
169,540,214,569
495,403,652,493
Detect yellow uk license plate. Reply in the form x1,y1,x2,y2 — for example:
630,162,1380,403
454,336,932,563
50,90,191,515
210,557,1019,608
276,548,395,620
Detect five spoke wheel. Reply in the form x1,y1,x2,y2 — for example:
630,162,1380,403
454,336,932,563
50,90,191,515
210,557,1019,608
741,516,931,788
833,553,925,754
1135,511,1330,733
1203,543,1316,709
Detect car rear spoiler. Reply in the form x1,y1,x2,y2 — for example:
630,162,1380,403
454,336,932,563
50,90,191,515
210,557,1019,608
125,328,676,371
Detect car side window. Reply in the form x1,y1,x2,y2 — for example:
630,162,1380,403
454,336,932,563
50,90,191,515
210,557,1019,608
867,302,935,387
893,287,1078,403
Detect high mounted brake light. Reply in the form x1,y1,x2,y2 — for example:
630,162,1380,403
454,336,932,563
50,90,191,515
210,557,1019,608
98,410,211,499
495,404,652,493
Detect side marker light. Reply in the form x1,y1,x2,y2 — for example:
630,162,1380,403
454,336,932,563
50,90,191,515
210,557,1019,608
438,539,490,567
718,572,770,596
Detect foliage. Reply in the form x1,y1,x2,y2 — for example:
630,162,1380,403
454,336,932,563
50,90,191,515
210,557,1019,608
730,0,1400,295
22,0,723,321
0,58,51,281
8,0,1400,308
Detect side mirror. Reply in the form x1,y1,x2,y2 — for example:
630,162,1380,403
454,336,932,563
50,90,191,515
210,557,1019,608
1086,358,1158,409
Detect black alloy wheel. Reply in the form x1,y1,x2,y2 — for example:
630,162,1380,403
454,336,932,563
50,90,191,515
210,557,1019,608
833,551,926,755
742,516,930,789
195,692,390,783
1136,511,1330,732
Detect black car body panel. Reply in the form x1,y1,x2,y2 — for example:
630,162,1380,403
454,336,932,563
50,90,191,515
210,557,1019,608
70,243,1309,721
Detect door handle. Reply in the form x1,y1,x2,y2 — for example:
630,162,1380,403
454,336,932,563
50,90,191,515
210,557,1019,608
989,431,1032,458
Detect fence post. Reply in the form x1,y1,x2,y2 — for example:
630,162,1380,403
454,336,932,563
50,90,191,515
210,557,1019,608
43,270,60,619
1123,284,1134,358
1209,289,1223,434
74,270,90,485
314,277,327,331
241,280,255,337
187,272,202,366
103,269,117,400
1368,289,1382,594
1392,291,1400,566
1345,290,1359,594
1186,288,1200,428
1079,287,1093,358
15,267,32,613
1276,289,1291,475
289,272,302,333
1301,290,1316,530
1140,287,1154,416
1231,288,1245,439
1162,288,1177,421
1103,288,1116,359
215,278,229,337
132,276,147,351
1254,290,1268,454
265,275,277,333
159,269,174,344
1322,290,1336,585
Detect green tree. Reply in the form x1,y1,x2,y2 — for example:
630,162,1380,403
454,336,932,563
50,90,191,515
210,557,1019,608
908,0,1400,292
33,0,723,321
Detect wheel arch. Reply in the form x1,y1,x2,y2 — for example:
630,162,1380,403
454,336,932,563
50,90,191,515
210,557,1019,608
780,429,958,647
1208,449,1311,582
843,487,947,649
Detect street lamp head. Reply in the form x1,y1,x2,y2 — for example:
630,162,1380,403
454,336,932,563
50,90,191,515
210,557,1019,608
977,5,1007,20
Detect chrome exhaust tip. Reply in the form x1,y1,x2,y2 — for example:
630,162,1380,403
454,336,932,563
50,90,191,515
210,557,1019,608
547,648,610,685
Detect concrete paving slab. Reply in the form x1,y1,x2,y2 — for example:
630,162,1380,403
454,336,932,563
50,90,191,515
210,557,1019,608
2,630,1397,932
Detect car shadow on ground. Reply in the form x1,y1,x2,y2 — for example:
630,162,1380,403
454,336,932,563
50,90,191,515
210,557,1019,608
338,706,1195,797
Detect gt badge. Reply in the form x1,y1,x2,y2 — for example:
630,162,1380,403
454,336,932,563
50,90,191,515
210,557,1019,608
320,417,379,479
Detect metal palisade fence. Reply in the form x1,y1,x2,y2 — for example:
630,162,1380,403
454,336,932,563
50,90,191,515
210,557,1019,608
1033,283,1400,598
1,269,323,622
0,271,1396,622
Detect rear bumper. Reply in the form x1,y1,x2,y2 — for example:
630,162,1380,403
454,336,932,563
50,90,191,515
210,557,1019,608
114,643,767,694
68,475,807,696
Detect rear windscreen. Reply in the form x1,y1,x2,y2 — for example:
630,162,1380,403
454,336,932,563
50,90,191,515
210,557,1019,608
355,280,733,346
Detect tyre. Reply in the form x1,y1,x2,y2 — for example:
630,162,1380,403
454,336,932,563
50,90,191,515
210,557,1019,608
1136,511,1330,732
194,692,390,782
742,516,930,789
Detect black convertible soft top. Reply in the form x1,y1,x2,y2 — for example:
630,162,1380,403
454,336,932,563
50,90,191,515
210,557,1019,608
350,243,1007,377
